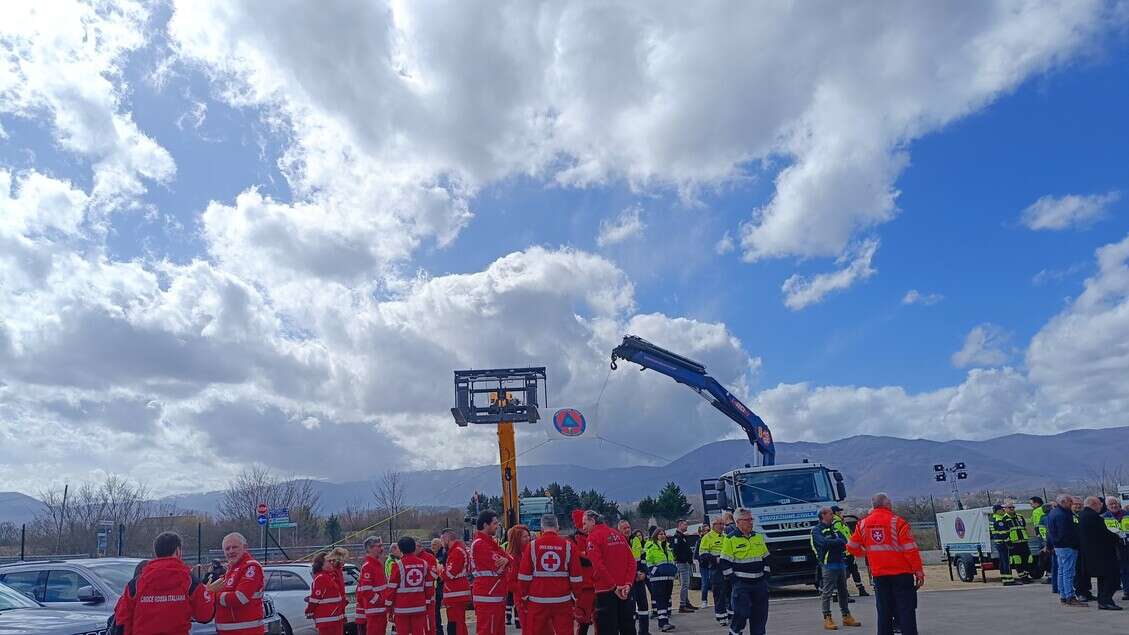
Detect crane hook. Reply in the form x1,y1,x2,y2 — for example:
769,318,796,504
610,356,618,371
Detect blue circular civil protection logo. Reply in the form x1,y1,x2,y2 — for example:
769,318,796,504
553,409,587,437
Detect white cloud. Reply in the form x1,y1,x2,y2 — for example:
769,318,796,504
902,289,944,306
165,0,1114,274
0,0,175,208
596,205,645,247
1032,262,1087,286
781,239,878,310
715,232,735,255
951,323,1012,368
758,233,1129,443
1020,191,1121,230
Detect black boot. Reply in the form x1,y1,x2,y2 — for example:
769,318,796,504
857,585,870,597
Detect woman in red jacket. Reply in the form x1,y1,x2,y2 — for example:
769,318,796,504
307,551,348,634
505,525,531,633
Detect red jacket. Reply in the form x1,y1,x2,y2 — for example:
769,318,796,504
470,531,511,604
585,524,635,592
419,550,440,604
216,552,266,634
846,507,923,577
518,531,582,604
568,531,595,590
357,555,389,624
440,540,470,606
115,556,214,634
305,569,347,632
385,554,431,615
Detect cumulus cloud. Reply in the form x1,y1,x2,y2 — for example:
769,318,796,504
0,0,175,207
1020,191,1121,230
758,233,1129,443
165,0,1114,286
596,206,645,247
902,289,944,306
781,239,878,310
715,232,735,255
951,324,1012,368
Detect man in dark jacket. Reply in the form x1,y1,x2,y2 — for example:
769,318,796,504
811,507,862,629
1080,496,1122,610
1047,495,1086,606
669,520,698,612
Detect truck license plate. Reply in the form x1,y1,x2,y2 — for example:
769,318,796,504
790,555,807,563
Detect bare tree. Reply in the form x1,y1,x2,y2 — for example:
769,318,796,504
372,471,407,541
1077,462,1129,498
218,466,322,522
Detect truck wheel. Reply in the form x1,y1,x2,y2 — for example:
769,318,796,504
956,556,976,582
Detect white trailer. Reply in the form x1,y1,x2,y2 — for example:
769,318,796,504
936,504,1045,583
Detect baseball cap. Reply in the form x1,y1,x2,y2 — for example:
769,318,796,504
830,505,843,513
992,504,1003,511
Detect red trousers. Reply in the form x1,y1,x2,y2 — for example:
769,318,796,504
474,601,506,635
394,613,427,635
316,620,345,635
526,602,574,635
573,589,595,625
445,605,468,635
425,601,435,635
359,614,387,635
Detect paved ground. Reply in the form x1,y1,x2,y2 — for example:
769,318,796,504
662,582,1128,634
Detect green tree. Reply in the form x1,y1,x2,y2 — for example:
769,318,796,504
466,493,503,519
578,488,621,520
655,482,693,521
637,496,658,520
325,514,343,543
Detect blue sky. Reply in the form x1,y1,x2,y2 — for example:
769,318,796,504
2,1,1128,495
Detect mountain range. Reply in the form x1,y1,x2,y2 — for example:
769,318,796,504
2,426,1126,523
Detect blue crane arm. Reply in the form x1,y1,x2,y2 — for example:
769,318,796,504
610,335,776,465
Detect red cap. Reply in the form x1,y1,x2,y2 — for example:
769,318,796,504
572,510,585,529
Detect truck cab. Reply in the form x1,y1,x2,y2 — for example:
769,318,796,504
702,461,846,587
519,497,555,532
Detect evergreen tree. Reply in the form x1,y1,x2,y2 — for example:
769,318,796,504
655,482,693,521
637,496,659,520
466,493,504,519
325,514,343,542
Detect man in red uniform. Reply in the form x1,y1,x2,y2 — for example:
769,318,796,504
846,493,924,635
518,513,582,635
584,510,637,635
417,541,441,635
358,536,389,635
112,532,213,635
206,532,266,635
569,511,596,635
386,537,431,635
471,510,512,635
439,529,471,635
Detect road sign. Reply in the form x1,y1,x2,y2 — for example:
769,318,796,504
256,514,268,526
256,503,268,515
268,508,289,521
269,521,297,529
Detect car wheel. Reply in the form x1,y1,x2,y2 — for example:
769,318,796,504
280,616,293,635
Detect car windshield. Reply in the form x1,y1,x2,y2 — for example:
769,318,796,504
0,582,39,610
736,469,832,507
83,561,139,594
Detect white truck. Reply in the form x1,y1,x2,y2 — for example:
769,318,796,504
937,504,1045,583
701,460,848,587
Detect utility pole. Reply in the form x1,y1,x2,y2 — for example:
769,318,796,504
56,483,69,554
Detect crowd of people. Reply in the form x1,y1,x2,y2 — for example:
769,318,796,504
1038,494,1129,610
101,489,1129,635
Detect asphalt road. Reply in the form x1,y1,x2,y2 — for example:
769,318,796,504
646,583,1127,634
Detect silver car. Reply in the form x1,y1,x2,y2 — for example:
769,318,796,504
262,563,361,635
0,580,110,635
0,558,283,634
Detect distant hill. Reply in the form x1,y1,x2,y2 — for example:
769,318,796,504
4,427,1127,522
0,491,45,524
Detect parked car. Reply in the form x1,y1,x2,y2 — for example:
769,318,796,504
263,563,361,635
0,580,111,634
0,558,283,634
